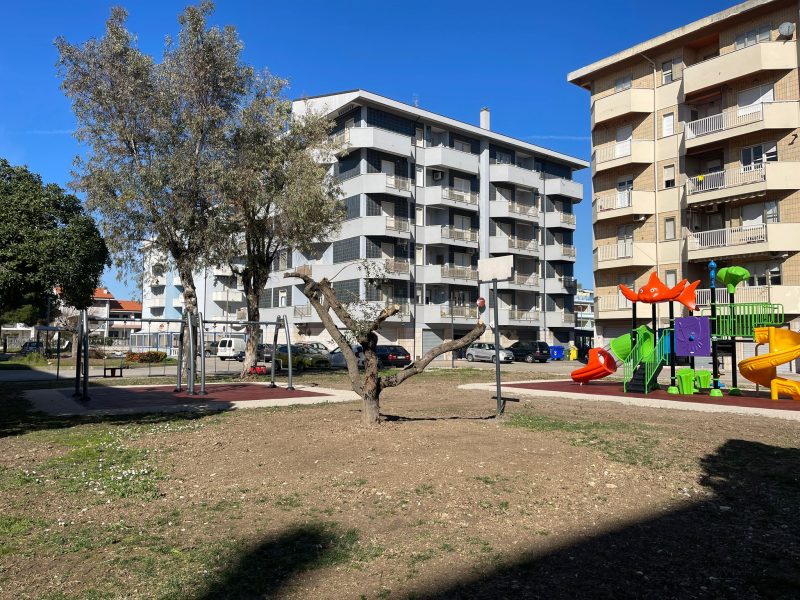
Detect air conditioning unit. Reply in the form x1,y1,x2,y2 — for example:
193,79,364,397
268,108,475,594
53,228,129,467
432,171,444,181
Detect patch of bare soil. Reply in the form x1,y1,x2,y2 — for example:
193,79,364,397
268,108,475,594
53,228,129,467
1,371,799,599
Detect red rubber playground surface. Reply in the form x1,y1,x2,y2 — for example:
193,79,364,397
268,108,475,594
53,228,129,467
60,383,329,410
507,380,800,412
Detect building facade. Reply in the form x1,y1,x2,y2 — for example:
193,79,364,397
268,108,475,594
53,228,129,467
265,90,586,358
574,286,595,332
568,0,800,348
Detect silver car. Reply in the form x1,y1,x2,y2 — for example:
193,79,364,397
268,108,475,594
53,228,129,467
465,342,514,363
329,344,363,369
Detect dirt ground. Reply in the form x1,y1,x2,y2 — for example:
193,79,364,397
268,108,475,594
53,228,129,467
1,369,798,599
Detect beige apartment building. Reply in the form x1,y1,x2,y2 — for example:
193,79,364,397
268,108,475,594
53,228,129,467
568,0,800,347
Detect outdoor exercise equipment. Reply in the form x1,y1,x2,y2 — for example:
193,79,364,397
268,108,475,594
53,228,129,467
75,310,294,399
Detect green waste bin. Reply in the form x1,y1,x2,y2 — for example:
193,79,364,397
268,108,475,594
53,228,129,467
676,368,696,395
695,370,712,389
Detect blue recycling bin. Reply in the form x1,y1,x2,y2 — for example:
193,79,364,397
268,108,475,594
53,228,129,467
551,345,565,361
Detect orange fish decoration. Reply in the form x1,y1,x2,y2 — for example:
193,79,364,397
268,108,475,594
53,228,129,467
619,272,700,310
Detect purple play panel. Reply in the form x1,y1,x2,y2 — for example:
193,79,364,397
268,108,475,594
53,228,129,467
675,316,711,357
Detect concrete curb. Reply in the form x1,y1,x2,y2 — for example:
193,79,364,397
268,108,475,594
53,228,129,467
459,380,800,422
26,382,360,417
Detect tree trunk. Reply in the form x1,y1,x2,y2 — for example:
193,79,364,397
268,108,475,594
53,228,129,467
361,337,382,426
240,287,261,378
178,264,198,379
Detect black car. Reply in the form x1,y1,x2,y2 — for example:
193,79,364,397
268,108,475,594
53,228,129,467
235,344,272,363
507,341,551,363
375,345,412,368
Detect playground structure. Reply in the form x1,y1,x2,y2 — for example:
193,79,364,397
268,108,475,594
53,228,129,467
72,310,295,401
571,261,800,401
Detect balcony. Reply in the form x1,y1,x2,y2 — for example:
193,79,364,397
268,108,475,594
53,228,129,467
545,177,583,201
145,297,165,308
542,211,577,229
149,275,166,287
293,305,313,319
385,259,411,275
561,245,576,259
330,126,413,157
544,310,576,328
489,200,540,221
686,102,800,149
489,162,540,188
594,241,656,270
172,294,185,308
686,222,796,260
507,309,540,322
421,145,479,174
546,275,577,295
592,139,654,175
684,41,797,95
593,190,655,222
213,266,233,277
417,225,479,247
340,215,411,239
685,162,800,204
489,236,539,256
591,87,654,129
596,295,633,319
418,185,479,211
416,264,479,285
172,275,182,286
439,305,479,319
339,172,412,199
212,290,245,304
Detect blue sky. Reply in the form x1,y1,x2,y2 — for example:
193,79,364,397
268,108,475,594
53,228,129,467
0,0,736,300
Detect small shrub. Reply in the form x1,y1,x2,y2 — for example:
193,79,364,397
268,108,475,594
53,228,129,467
125,351,167,364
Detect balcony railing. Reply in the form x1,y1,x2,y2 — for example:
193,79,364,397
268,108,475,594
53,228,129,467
685,103,766,139
508,237,538,251
387,301,412,316
598,295,633,311
440,305,479,318
687,223,767,250
686,164,766,195
508,202,539,216
595,139,647,163
561,275,577,288
295,265,313,276
149,275,166,287
441,186,479,205
695,286,769,306
562,312,576,323
385,259,410,274
596,190,632,213
441,226,479,242
560,212,577,225
441,265,478,280
514,273,540,286
597,242,633,261
294,305,313,318
561,245,576,258
509,309,540,321
386,216,410,232
386,174,411,191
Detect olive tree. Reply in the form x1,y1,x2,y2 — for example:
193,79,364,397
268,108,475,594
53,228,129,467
55,2,249,364
286,268,486,426
217,87,343,377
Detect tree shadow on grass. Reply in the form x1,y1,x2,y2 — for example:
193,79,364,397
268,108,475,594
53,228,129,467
192,521,368,600
416,438,800,599
381,414,498,423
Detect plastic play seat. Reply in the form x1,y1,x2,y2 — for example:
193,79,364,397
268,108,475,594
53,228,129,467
677,368,696,395
695,370,712,389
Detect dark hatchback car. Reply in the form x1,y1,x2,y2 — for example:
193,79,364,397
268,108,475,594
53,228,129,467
236,343,272,362
507,341,551,363
375,345,412,368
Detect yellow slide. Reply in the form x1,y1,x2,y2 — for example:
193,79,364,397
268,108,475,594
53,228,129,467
738,327,800,400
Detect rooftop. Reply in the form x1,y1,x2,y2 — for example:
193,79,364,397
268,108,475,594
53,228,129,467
567,0,781,87
293,89,589,169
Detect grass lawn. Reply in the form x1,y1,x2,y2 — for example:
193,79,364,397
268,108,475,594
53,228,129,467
0,370,798,599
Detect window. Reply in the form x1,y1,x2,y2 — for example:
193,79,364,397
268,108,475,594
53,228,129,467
661,58,681,84
496,151,513,165
665,270,678,288
615,75,632,92
765,201,779,223
738,84,774,116
278,289,287,307
664,217,676,240
345,118,355,130
454,139,471,153
735,25,771,50
453,176,471,200
415,285,423,305
663,164,676,189
742,142,777,170
662,112,675,137
745,261,781,286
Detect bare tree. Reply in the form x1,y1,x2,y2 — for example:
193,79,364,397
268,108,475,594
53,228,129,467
286,269,486,426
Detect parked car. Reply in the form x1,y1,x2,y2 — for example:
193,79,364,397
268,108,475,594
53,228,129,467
299,342,329,354
465,342,514,363
274,345,330,372
329,344,364,369
234,343,272,363
202,341,218,358
507,341,551,363
375,345,411,368
19,341,44,356
217,337,246,360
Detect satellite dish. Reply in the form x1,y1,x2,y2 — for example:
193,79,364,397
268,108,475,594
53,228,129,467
779,22,795,37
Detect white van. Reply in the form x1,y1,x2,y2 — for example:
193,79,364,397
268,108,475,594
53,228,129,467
217,337,246,360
